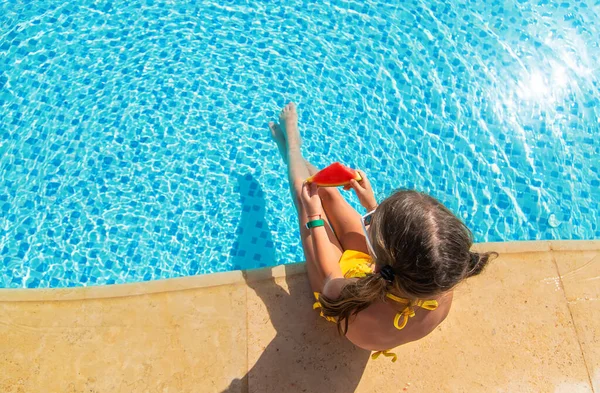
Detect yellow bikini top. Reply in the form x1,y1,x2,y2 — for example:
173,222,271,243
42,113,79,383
340,250,439,328
315,250,440,362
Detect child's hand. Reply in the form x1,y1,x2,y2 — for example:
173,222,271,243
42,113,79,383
343,170,378,211
300,181,323,217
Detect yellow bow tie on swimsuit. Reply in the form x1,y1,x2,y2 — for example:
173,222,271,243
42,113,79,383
370,295,439,362
386,293,439,330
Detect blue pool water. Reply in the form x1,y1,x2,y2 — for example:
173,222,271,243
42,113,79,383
1,0,599,288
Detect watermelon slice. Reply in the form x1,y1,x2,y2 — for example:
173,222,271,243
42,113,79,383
305,162,362,187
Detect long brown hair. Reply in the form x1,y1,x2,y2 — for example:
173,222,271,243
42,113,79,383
319,189,497,335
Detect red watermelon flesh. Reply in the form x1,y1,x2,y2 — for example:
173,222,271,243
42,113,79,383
305,162,362,187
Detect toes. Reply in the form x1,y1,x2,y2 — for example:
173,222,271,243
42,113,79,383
279,103,296,119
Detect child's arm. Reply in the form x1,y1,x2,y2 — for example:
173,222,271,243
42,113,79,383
311,225,349,300
300,182,344,284
344,170,378,211
309,224,344,281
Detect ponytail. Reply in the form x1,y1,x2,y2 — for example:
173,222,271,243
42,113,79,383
466,251,498,277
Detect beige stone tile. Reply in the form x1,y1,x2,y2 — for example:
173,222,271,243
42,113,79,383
0,270,245,302
550,240,600,252
245,266,371,393
0,284,247,393
243,263,306,284
471,240,551,254
569,301,600,392
352,252,592,392
554,249,600,392
553,250,600,302
3,245,598,393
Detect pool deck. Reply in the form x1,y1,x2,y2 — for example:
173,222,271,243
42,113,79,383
1,240,599,393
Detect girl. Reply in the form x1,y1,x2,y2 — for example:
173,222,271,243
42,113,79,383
269,103,497,361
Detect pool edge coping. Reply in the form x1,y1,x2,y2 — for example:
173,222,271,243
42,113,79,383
1,240,598,302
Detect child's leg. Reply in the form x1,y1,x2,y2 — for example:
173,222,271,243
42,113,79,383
305,162,370,255
270,104,343,293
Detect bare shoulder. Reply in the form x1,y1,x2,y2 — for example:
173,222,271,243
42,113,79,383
322,277,356,299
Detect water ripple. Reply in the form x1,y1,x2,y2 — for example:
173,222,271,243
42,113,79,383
0,0,598,288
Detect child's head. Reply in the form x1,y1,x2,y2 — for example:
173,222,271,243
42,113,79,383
369,189,494,297
320,189,497,334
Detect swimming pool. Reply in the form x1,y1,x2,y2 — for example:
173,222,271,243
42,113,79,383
1,0,598,288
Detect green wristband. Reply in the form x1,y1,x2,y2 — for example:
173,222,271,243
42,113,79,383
306,219,325,229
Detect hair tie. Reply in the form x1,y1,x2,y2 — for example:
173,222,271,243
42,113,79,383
380,265,395,283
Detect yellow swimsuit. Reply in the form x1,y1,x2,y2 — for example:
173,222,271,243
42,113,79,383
313,250,439,362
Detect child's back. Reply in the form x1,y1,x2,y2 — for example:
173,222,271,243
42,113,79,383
343,290,453,352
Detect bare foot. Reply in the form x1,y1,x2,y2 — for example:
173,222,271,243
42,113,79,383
269,121,287,164
279,102,301,149
269,121,320,173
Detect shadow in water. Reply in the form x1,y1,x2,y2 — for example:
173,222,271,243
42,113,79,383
222,172,369,393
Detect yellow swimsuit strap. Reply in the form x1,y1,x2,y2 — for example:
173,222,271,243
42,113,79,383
369,295,439,363
386,294,439,330
371,350,398,362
